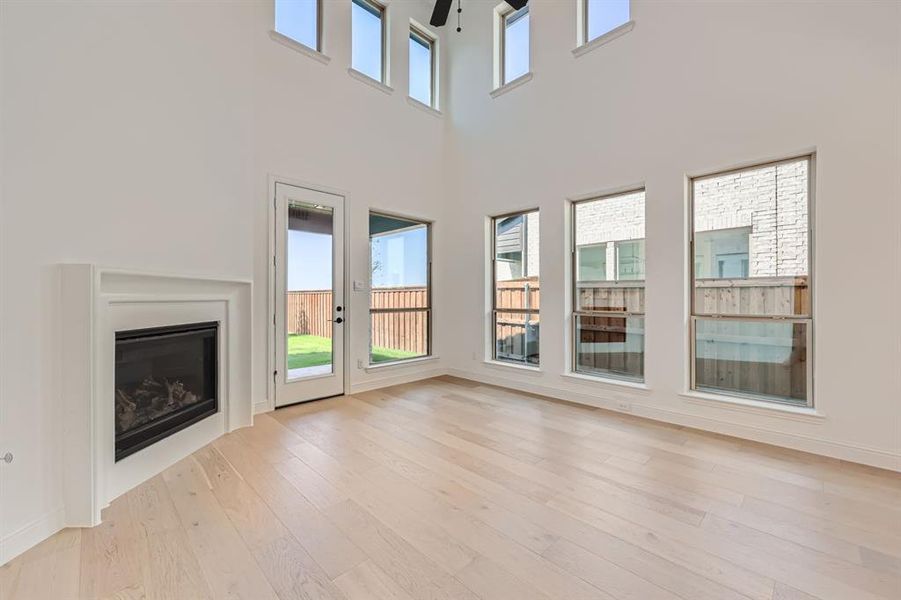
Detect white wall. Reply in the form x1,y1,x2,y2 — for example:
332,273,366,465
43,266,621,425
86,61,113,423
442,0,901,468
0,0,449,563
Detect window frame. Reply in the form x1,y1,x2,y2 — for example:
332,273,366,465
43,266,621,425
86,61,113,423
688,154,815,408
408,22,437,108
570,189,646,383
368,211,432,366
351,0,388,85
496,3,530,88
574,0,634,57
274,0,323,52
491,208,540,366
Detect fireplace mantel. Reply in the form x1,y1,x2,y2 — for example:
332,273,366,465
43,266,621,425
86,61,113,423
59,265,253,526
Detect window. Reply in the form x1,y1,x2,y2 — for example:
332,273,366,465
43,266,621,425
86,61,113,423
492,210,539,365
577,245,606,281
369,213,431,364
572,190,646,381
275,0,320,51
352,0,386,83
695,227,751,279
583,0,630,44
690,156,812,406
615,239,645,281
409,25,436,107
498,4,530,86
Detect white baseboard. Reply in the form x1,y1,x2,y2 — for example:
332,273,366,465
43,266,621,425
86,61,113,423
446,368,901,473
0,506,66,566
253,399,273,415
349,367,446,395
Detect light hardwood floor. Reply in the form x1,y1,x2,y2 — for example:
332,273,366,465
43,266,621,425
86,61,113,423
3,376,900,600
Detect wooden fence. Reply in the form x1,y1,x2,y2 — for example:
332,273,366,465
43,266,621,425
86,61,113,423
286,290,333,338
494,278,540,362
287,287,428,354
289,276,809,391
498,276,809,392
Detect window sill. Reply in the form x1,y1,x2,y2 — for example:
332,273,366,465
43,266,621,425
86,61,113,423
366,355,438,372
679,390,825,422
572,20,635,58
490,72,533,99
348,68,394,95
406,96,442,117
561,371,652,394
269,30,331,65
483,359,541,374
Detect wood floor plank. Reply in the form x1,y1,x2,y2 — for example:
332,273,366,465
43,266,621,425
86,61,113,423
323,499,481,600
213,434,367,580
546,493,776,600
454,555,556,600
126,475,213,600
2,528,81,600
333,560,416,600
191,445,346,600
162,456,280,600
79,489,146,599
738,496,901,558
5,376,901,600
541,538,683,600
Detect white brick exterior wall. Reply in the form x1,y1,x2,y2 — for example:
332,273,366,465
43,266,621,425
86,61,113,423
693,159,808,277
575,190,645,280
572,160,809,279
525,210,540,278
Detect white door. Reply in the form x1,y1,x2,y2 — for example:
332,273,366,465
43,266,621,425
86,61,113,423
274,182,345,406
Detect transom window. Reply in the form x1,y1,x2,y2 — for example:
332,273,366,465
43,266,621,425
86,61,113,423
369,213,432,364
409,24,436,107
352,0,386,83
582,0,630,44
275,0,320,51
690,156,813,406
496,4,530,87
572,190,646,382
492,210,540,365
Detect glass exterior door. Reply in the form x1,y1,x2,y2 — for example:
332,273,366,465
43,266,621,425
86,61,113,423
274,183,344,406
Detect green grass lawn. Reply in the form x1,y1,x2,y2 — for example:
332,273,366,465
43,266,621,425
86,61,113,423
288,334,417,369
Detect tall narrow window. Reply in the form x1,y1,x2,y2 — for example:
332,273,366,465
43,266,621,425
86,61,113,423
690,156,813,406
572,190,645,381
492,210,540,365
409,25,436,107
583,0,630,44
275,0,320,51
369,213,431,364
500,4,530,85
352,0,386,83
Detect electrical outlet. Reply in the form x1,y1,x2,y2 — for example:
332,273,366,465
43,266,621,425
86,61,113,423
357,359,364,369
616,399,632,412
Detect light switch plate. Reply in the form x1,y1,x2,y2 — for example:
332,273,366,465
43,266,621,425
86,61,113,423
353,280,367,291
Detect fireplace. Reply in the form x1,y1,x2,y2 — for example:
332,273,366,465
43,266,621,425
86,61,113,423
114,321,219,461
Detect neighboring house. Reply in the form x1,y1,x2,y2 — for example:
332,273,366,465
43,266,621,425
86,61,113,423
574,160,808,281
495,211,540,280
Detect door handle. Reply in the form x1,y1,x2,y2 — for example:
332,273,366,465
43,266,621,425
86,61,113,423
329,317,344,324
1,452,12,464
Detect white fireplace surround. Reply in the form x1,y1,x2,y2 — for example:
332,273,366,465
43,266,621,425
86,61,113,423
59,266,253,527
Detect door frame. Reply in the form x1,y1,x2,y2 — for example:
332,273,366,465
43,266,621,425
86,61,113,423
267,174,351,411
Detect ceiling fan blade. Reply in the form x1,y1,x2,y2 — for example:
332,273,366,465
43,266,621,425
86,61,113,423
506,0,528,9
430,0,453,27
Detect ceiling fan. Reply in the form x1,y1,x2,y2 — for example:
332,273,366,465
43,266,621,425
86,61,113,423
430,0,528,32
